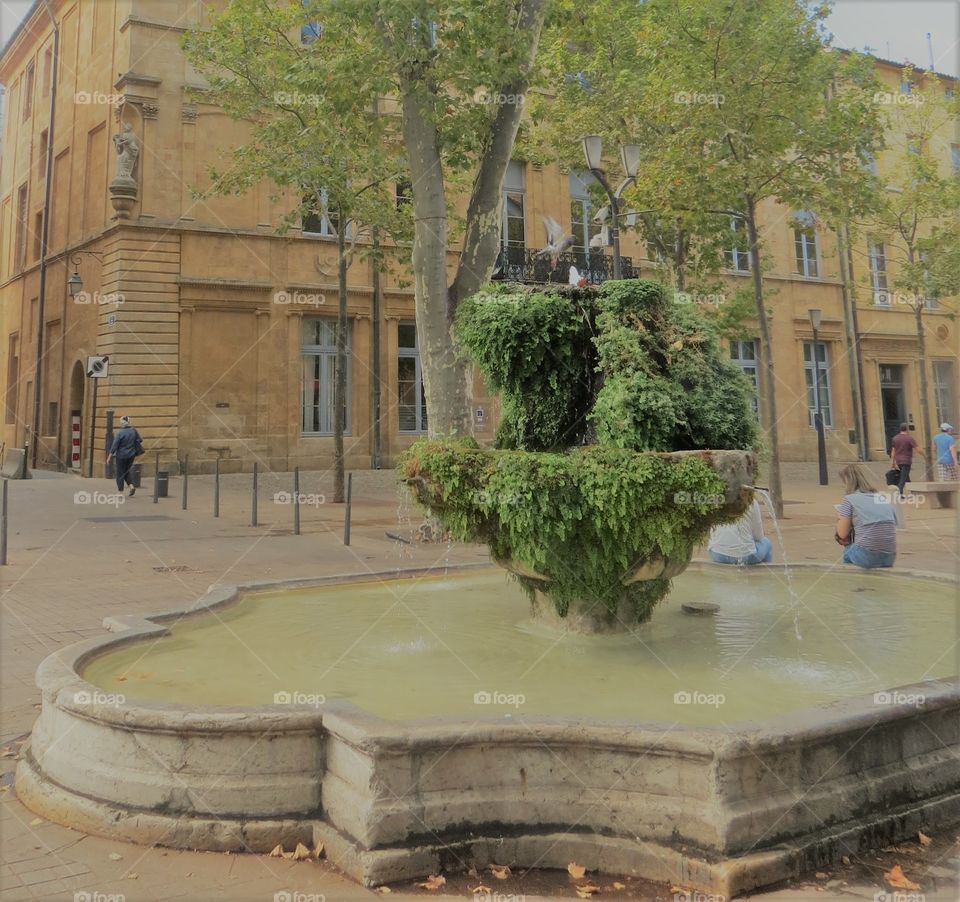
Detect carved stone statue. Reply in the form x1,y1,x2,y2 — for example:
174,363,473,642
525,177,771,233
112,124,140,185
109,123,140,219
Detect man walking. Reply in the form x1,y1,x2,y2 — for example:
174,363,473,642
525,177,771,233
934,423,958,481
106,416,142,496
889,422,923,497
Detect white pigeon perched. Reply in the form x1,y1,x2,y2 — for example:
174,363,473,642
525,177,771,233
589,225,610,249
535,215,575,269
568,265,587,287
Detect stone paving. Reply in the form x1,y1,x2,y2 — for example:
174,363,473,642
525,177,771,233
1,462,957,901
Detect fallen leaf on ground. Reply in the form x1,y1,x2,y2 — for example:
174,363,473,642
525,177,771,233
471,886,492,895
108,853,122,861
415,875,446,890
815,871,829,879
490,865,511,880
268,844,284,858
314,840,325,859
29,818,42,826
126,872,139,880
292,842,311,861
568,863,587,880
612,882,625,890
576,882,601,898
918,831,932,847
884,864,921,891
841,856,851,866
372,887,391,894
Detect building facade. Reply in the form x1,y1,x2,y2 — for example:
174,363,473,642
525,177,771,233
1,0,957,477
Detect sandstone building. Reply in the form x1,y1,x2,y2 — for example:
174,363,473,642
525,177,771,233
1,0,957,476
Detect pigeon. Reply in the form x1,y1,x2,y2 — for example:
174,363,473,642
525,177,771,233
589,225,609,249
535,215,575,269
568,266,588,288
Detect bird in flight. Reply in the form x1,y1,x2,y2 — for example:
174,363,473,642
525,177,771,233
535,215,575,269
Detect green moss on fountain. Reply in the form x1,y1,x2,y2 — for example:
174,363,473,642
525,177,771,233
401,279,759,629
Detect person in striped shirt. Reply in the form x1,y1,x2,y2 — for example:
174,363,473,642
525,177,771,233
834,464,897,569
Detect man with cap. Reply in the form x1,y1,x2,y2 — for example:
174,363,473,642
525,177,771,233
106,416,142,496
934,423,958,482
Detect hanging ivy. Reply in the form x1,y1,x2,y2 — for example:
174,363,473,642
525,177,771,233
403,279,759,625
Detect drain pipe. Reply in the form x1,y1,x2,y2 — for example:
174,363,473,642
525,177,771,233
29,0,60,468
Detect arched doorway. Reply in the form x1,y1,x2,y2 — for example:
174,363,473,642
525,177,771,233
68,361,85,471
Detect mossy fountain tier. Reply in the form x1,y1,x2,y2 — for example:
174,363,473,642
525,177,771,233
401,279,760,632
403,442,755,631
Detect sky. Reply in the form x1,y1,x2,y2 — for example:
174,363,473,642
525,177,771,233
0,0,958,74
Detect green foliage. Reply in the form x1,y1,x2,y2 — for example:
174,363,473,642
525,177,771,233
401,440,734,623
457,280,759,453
456,285,595,449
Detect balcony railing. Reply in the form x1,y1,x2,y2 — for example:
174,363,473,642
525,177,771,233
492,246,636,285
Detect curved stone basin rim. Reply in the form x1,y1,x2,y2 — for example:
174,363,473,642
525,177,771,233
16,562,960,899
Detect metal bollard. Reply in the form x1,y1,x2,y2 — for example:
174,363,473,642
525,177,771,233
214,458,220,518
251,463,258,527
153,451,160,504
343,472,352,546
1,479,8,565
181,454,188,510
293,467,300,536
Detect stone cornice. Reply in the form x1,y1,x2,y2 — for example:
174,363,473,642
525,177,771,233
177,276,273,293
119,16,190,35
114,72,163,92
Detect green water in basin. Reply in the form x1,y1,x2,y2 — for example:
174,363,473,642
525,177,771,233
82,568,956,725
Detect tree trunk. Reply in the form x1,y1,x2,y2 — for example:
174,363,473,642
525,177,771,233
399,87,468,438
333,213,347,503
744,202,784,517
915,302,934,481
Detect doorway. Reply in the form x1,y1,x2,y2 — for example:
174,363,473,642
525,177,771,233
879,364,906,453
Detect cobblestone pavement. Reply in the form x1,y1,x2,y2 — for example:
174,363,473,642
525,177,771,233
1,463,957,901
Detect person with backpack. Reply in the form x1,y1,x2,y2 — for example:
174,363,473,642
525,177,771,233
106,415,143,496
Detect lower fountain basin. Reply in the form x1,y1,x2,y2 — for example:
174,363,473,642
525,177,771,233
16,564,960,897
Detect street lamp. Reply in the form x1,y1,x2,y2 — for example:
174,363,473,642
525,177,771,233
580,135,641,280
66,250,103,299
808,308,828,486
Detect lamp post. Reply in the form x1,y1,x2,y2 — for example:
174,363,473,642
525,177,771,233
809,308,828,486
581,136,640,280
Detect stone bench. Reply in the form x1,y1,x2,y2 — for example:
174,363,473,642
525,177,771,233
908,481,958,509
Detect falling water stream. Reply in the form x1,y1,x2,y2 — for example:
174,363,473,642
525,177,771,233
749,486,803,641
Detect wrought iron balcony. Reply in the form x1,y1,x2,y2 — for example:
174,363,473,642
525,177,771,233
491,246,637,285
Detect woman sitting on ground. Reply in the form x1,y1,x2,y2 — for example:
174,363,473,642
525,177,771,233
834,464,897,569
708,499,773,565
